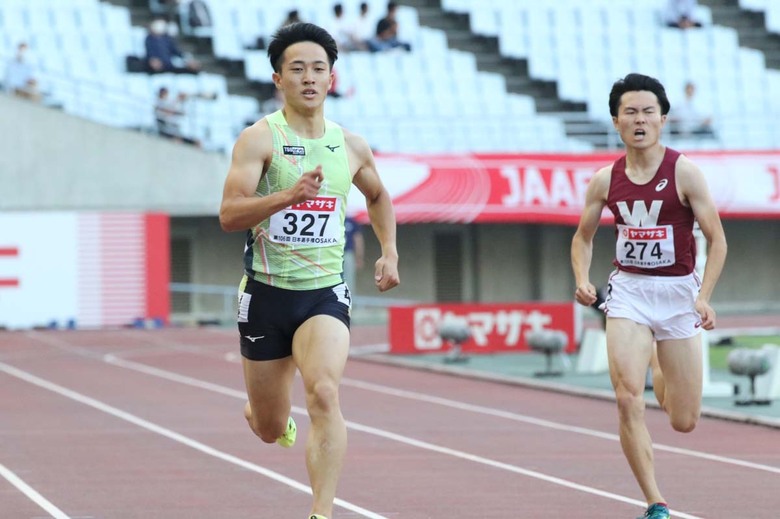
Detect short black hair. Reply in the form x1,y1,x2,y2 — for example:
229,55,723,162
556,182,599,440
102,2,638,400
608,73,671,117
376,17,392,36
267,22,338,73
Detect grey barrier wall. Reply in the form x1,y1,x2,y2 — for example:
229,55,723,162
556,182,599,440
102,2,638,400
3,95,778,312
0,94,229,215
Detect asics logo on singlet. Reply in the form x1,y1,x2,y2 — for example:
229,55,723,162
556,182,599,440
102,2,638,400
325,144,340,152
655,179,669,192
244,335,265,342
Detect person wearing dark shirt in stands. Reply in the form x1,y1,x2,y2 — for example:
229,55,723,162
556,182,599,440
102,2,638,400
145,18,201,73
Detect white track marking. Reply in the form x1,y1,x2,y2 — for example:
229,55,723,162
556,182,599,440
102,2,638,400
0,362,387,519
218,347,780,475
101,354,703,518
0,463,71,519
338,377,780,475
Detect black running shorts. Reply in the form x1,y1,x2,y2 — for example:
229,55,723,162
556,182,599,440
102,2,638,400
237,277,352,361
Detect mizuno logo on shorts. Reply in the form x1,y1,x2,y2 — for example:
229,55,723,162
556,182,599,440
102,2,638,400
244,335,265,342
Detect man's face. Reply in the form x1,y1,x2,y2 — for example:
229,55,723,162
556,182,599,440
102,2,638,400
274,42,333,110
612,90,666,149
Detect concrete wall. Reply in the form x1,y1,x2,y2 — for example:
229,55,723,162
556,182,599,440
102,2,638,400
0,94,229,215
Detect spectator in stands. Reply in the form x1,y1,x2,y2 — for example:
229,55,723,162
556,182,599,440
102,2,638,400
3,42,42,102
155,86,183,138
373,1,400,31
327,3,366,52
367,18,411,53
279,9,303,29
669,81,715,138
352,2,375,46
663,0,703,29
154,87,200,146
145,18,201,74
182,0,212,36
187,0,211,28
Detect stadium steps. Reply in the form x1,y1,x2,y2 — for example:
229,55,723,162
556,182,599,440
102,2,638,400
699,0,780,69
400,0,613,147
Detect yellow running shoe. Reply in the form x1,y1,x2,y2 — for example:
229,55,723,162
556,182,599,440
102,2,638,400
309,515,328,519
276,416,296,448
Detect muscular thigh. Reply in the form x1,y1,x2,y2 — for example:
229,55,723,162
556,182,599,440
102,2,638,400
242,355,297,413
656,335,702,401
606,317,655,393
293,315,350,388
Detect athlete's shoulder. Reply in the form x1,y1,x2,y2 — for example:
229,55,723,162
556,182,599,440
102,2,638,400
341,126,373,158
673,151,707,193
230,116,272,162
592,164,614,188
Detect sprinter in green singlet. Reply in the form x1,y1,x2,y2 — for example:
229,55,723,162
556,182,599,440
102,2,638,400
219,23,400,519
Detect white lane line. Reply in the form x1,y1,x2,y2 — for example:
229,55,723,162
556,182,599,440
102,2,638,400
338,377,780,475
0,362,387,519
219,348,780,475
102,354,702,518
0,462,71,519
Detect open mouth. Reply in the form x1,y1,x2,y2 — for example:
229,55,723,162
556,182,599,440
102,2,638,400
634,129,646,137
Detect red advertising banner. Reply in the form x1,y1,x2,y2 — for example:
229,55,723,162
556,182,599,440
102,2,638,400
347,151,780,223
389,302,577,355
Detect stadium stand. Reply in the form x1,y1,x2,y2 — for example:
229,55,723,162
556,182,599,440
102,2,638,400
1,0,778,153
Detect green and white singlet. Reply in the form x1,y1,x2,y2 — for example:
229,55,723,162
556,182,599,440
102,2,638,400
243,110,352,290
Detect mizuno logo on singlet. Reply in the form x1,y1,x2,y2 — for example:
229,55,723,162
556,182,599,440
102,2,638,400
244,335,265,342
655,179,669,191
283,145,305,156
325,144,340,152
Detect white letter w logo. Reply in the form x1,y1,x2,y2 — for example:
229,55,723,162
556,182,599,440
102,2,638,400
617,200,663,226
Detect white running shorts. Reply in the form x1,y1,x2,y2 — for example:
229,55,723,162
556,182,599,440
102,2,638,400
601,270,702,340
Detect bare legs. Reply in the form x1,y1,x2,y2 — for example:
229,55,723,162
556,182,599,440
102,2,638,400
608,319,703,507
243,315,349,519
607,318,665,506
293,316,350,517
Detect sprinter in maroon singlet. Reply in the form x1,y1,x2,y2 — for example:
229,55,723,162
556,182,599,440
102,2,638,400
571,74,727,519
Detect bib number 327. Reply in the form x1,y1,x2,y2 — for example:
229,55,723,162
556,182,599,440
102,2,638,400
269,197,340,245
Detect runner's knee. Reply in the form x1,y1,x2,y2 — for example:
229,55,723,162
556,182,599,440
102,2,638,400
245,406,288,443
615,388,645,420
306,378,340,416
669,410,699,433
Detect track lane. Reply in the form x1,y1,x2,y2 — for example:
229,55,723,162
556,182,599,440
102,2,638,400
1,329,778,518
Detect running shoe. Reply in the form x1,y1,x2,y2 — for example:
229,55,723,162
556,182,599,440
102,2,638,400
637,503,670,519
276,416,296,448
309,515,328,519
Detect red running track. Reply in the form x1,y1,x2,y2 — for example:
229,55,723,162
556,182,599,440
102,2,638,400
1,328,779,518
